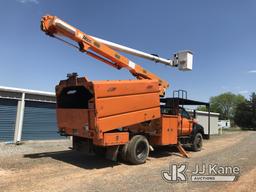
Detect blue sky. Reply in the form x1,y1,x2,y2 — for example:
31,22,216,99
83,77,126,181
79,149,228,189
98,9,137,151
0,0,255,101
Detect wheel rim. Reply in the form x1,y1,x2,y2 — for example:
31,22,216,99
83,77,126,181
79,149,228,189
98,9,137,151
136,142,147,160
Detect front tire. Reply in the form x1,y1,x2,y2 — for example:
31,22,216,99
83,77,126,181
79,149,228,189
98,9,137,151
191,132,203,151
127,135,149,165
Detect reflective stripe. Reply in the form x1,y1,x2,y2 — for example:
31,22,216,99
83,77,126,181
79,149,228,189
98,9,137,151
128,60,136,69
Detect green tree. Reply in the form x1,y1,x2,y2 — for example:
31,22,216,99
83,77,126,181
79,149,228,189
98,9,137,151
197,105,207,112
234,92,256,130
249,92,256,128
210,92,245,120
198,92,245,120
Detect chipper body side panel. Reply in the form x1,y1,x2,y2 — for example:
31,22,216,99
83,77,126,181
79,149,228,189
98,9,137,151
56,77,161,146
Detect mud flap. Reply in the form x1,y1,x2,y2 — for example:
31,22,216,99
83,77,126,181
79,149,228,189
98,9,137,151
106,145,120,161
72,136,94,154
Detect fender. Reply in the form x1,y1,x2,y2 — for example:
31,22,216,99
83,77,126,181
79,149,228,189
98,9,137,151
192,123,205,138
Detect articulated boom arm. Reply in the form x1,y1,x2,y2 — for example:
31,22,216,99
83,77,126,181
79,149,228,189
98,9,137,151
41,15,192,96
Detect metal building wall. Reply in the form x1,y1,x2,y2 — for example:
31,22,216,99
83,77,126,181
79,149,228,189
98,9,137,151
0,99,17,141
196,113,219,135
188,110,220,135
22,101,61,140
0,87,60,142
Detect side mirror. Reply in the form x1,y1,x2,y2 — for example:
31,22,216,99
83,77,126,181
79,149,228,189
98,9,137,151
193,110,196,119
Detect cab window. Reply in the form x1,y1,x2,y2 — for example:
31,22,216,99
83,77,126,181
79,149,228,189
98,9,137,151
179,108,191,119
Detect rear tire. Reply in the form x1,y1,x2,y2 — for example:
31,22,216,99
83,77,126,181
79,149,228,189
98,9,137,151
191,132,203,151
127,135,149,165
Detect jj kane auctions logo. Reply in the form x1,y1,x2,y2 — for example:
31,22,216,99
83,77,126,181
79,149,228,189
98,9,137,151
162,163,240,182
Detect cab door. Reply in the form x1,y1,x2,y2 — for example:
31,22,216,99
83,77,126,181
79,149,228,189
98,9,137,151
179,108,193,136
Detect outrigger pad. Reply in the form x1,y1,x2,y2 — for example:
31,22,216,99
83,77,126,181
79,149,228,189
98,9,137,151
176,142,190,158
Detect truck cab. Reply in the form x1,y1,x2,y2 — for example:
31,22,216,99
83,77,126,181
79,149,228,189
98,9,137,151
160,96,209,151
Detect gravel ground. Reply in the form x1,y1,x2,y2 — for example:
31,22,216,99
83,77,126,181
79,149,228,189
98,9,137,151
0,131,255,192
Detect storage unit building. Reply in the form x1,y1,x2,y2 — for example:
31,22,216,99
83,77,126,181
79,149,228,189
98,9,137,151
0,99,17,141
189,110,220,135
0,86,61,143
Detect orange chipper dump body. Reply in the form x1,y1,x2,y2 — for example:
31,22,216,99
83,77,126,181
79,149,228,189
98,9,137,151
41,15,205,164
56,77,161,146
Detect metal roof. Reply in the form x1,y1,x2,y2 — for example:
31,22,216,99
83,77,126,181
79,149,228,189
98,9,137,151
160,97,209,106
187,109,220,116
0,86,55,103
0,86,55,97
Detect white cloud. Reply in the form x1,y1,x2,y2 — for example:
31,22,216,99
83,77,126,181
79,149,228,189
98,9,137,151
248,70,256,73
238,90,249,94
17,0,39,4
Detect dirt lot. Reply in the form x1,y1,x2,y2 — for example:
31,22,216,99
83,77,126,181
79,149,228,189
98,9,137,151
0,131,255,192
